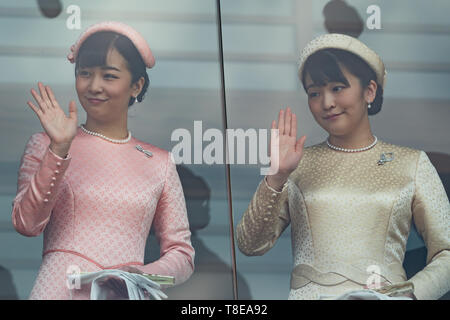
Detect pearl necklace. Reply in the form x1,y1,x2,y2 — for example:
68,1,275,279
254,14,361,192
327,136,378,153
80,125,131,144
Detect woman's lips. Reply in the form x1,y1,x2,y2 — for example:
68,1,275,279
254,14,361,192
87,98,107,105
324,112,343,120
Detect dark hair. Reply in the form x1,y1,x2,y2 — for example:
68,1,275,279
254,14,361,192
75,31,149,107
301,48,383,115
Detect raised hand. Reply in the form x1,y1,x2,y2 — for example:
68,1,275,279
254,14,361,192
27,82,78,158
266,107,306,191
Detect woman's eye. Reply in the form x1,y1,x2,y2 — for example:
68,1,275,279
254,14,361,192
308,92,319,98
104,74,118,79
333,86,344,92
78,70,90,77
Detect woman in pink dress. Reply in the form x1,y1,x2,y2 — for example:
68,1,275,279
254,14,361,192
11,21,195,300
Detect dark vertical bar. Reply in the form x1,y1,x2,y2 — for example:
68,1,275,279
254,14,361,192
215,0,238,300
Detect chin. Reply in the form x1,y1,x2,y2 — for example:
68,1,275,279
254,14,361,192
322,125,348,137
84,108,106,121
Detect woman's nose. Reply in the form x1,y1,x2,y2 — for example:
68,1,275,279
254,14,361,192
322,91,336,110
88,74,103,93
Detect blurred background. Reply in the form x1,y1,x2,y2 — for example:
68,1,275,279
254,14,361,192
0,0,448,299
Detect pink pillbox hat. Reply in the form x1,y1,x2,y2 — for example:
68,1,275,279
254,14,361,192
67,21,155,68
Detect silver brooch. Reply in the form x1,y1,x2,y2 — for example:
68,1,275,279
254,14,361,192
378,152,394,165
136,145,153,157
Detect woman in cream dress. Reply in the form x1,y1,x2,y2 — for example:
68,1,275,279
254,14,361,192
236,34,449,300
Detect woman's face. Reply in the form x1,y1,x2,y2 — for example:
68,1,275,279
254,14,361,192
76,48,140,123
304,66,375,137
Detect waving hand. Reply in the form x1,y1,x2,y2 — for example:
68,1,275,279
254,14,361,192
27,82,78,157
267,107,306,191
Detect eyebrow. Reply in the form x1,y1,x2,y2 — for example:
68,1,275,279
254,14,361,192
306,81,349,90
306,84,319,90
101,66,121,72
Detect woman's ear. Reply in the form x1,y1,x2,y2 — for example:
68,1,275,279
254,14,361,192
365,80,377,104
132,76,145,98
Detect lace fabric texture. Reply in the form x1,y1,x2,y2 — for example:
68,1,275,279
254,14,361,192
237,140,450,300
12,128,194,299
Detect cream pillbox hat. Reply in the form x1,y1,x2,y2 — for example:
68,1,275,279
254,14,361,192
298,33,387,88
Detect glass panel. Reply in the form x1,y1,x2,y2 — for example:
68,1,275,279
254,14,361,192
221,0,298,300
222,0,450,299
0,0,234,299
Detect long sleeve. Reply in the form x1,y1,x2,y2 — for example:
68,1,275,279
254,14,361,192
136,153,195,285
236,177,291,256
11,133,71,237
409,151,450,300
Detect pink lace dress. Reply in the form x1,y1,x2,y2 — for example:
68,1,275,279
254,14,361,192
12,127,194,299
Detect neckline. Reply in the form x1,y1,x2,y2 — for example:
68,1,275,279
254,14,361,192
78,126,133,144
321,139,382,153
